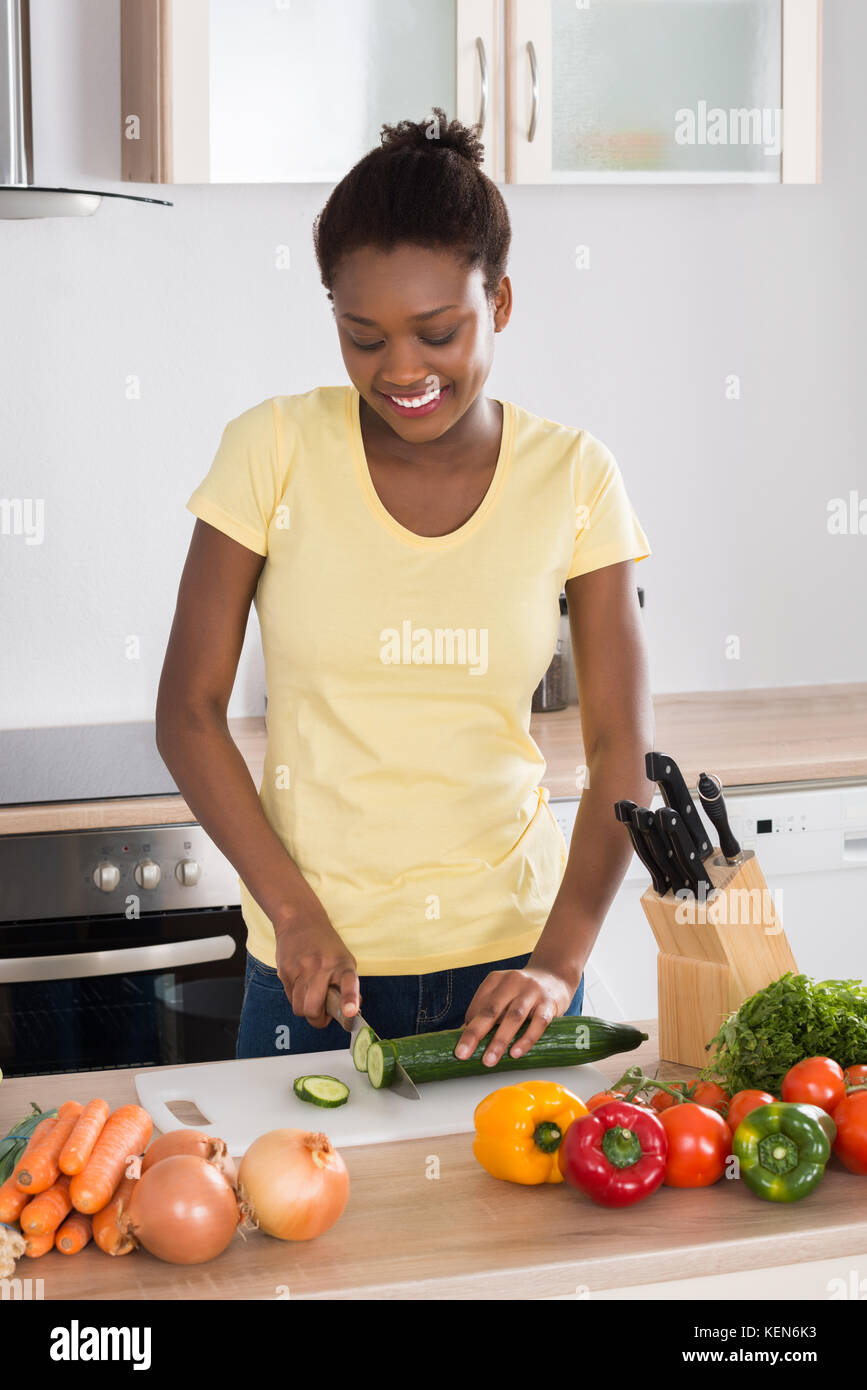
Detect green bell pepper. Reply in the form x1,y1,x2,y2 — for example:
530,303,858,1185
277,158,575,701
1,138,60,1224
733,1101,835,1202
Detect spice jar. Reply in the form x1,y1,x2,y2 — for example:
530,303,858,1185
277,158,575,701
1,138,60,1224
532,593,570,712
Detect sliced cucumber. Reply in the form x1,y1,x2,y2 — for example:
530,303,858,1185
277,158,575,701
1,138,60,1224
293,1075,350,1108
352,1025,377,1073
367,1040,397,1090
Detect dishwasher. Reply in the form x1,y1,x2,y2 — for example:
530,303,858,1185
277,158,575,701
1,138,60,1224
551,782,867,1023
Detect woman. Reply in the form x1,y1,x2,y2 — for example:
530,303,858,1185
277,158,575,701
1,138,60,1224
156,111,655,1068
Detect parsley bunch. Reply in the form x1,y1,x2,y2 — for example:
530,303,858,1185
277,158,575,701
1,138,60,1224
700,973,867,1096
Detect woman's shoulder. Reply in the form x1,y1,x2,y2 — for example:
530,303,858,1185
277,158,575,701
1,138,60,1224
506,397,614,469
221,385,347,437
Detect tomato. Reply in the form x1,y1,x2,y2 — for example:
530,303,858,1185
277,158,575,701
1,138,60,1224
691,1082,730,1114
658,1103,732,1187
844,1065,867,1088
586,1090,648,1111
831,1091,867,1175
650,1082,690,1113
585,1091,622,1111
781,1057,846,1114
725,1089,777,1133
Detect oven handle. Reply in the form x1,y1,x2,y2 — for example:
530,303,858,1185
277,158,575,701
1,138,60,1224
0,935,238,984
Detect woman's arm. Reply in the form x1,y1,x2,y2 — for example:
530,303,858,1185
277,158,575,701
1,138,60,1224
155,519,361,1025
455,559,655,1064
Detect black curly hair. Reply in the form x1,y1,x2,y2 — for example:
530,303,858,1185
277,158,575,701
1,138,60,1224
312,108,511,305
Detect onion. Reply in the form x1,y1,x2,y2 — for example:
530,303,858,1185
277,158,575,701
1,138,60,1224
238,1129,349,1242
141,1130,237,1187
122,1154,240,1264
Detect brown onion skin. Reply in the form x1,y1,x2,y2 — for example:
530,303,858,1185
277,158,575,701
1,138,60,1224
141,1130,237,1186
125,1155,240,1264
238,1129,349,1242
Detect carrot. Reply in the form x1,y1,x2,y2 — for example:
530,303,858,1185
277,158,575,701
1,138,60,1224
56,1211,92,1254
15,1100,82,1193
20,1173,72,1235
69,1105,152,1215
0,1116,57,1221
92,1175,138,1256
23,1231,55,1258
59,1098,110,1176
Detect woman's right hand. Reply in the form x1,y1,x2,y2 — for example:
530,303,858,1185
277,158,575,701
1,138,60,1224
273,895,361,1029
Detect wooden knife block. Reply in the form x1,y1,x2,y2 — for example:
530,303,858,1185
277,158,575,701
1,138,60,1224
640,849,799,1068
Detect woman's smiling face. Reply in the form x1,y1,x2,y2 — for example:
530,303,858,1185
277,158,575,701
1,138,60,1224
331,242,511,442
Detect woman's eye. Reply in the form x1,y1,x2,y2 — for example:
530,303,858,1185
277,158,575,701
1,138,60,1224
350,330,457,351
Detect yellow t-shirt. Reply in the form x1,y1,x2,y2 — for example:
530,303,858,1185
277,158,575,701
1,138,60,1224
185,385,650,974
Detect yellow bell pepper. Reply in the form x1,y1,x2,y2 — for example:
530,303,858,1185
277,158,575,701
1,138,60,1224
472,1080,588,1185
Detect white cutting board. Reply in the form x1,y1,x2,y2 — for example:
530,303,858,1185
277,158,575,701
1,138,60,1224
135,1052,611,1156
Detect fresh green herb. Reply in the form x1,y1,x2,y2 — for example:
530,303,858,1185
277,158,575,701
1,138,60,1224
700,973,867,1096
0,1103,54,1184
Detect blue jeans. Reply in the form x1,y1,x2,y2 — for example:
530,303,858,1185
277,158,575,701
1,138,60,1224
236,950,585,1058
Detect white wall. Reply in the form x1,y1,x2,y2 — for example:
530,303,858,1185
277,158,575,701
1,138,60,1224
1,0,865,730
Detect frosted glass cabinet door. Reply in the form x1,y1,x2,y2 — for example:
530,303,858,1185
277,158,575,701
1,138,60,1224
209,0,458,182
122,0,498,184
507,0,821,183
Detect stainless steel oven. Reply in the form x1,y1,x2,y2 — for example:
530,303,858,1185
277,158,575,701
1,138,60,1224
0,724,248,1078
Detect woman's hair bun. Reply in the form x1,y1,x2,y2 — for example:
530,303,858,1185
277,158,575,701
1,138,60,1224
379,107,485,167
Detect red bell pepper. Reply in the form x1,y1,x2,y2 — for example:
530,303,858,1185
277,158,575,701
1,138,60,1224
557,1100,668,1208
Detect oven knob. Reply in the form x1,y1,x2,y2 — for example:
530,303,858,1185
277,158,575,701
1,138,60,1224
92,861,120,893
175,858,201,886
134,859,162,890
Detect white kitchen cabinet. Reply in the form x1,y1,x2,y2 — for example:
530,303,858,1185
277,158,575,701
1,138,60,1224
121,0,499,183
507,0,821,183
122,0,820,185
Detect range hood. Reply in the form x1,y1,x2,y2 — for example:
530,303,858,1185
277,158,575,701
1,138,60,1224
0,0,170,218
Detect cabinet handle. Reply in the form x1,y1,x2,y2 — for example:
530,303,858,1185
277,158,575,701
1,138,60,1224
526,40,539,143
475,36,488,131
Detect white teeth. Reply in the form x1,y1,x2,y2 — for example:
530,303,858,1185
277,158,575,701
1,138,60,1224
389,385,442,408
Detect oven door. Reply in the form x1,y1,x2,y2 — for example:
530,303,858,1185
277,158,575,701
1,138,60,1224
0,907,247,1078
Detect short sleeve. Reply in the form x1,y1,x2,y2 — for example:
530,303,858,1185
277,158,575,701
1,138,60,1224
185,398,283,557
566,431,651,581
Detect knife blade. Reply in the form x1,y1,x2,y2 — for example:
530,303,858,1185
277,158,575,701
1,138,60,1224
656,807,714,896
631,805,691,896
645,750,712,862
614,799,669,894
325,986,420,1100
697,771,742,863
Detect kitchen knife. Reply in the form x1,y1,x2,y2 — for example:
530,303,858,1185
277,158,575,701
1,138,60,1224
631,805,691,896
697,772,742,863
645,751,712,863
325,985,420,1100
656,807,714,896
655,811,711,895
614,799,669,895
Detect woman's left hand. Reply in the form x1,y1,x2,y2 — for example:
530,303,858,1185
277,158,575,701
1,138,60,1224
455,967,576,1066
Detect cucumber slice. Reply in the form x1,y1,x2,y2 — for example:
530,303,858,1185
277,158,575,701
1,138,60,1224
293,1075,350,1108
367,1040,397,1090
352,1025,377,1073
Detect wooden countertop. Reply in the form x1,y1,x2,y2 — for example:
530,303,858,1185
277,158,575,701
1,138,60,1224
2,1023,865,1300
2,683,866,836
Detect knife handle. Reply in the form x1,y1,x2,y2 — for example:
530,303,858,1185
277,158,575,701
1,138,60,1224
697,772,741,861
645,750,711,861
615,800,668,895
656,807,713,895
325,985,351,1031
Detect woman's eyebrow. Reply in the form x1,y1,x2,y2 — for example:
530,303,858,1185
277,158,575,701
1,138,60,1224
339,304,460,326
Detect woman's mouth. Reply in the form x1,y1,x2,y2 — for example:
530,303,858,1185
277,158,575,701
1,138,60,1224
378,383,451,418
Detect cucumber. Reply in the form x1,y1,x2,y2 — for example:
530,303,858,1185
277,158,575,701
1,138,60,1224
293,1075,350,1108
367,1040,397,1090
370,1016,647,1087
352,1025,377,1073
